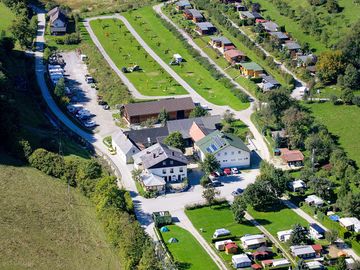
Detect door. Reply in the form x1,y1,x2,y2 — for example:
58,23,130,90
177,110,185,119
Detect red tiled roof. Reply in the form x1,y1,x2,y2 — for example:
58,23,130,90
225,242,238,249
262,260,273,265
223,45,236,51
312,244,323,252
280,148,304,162
252,264,262,269
253,251,269,257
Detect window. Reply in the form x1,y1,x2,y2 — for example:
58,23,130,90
231,151,234,155
170,168,174,173
162,161,166,165
224,152,227,156
231,159,235,161
170,160,174,165
179,167,184,172
217,153,221,157
238,151,241,154
162,169,166,174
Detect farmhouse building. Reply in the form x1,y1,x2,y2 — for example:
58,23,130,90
133,143,188,182
122,97,195,125
112,132,140,163
48,7,68,35
280,148,304,166
194,130,251,168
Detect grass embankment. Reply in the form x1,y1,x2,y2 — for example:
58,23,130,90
305,102,360,167
0,154,120,270
186,203,260,266
0,2,14,34
124,7,249,110
90,18,187,97
160,224,218,270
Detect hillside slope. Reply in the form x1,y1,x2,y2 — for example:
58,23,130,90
0,154,120,270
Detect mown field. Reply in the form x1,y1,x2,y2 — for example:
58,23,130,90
0,154,120,270
90,19,187,96
0,2,14,34
160,225,218,270
124,7,249,110
186,203,260,266
255,0,360,52
305,102,360,167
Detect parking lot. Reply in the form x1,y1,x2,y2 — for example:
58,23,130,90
61,51,118,137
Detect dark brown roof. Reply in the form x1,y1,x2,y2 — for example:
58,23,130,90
124,97,194,117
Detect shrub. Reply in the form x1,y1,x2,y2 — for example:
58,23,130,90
29,148,65,178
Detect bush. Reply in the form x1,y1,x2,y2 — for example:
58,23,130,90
352,95,360,106
29,148,65,178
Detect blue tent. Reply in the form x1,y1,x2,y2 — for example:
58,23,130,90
168,237,178,243
329,215,340,222
160,226,170,232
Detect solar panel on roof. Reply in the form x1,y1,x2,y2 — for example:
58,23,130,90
213,135,225,148
206,147,213,153
211,144,218,151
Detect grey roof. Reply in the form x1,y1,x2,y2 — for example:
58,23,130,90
124,97,194,117
210,36,233,45
196,22,216,31
186,9,203,18
125,126,169,148
232,254,251,264
283,41,301,50
167,115,221,139
298,54,317,63
142,174,166,187
260,74,280,85
134,143,188,169
176,0,191,7
262,21,279,32
48,7,67,24
269,31,289,40
290,246,315,256
240,11,262,19
112,132,139,154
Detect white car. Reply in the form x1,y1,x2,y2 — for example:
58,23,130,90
231,167,239,174
84,120,96,128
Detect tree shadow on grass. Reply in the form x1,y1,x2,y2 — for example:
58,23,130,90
176,262,192,270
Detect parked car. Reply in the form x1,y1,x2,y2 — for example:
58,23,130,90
84,120,96,128
98,100,107,105
102,105,110,110
231,188,244,197
223,168,231,175
209,172,219,181
85,74,94,83
231,167,239,174
207,180,223,187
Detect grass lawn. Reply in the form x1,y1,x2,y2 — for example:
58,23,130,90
247,204,308,235
160,225,218,270
305,102,360,167
124,7,249,111
186,203,261,242
90,19,187,96
186,203,260,266
0,154,120,270
0,2,14,35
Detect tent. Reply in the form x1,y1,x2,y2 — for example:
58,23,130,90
168,238,179,243
329,215,340,222
160,226,170,232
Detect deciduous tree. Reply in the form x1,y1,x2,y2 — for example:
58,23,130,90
164,131,186,153
200,153,220,175
316,50,345,85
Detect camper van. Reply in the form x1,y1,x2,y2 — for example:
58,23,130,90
213,228,231,239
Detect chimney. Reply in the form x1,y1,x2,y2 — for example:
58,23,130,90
153,153,156,158
172,151,175,156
